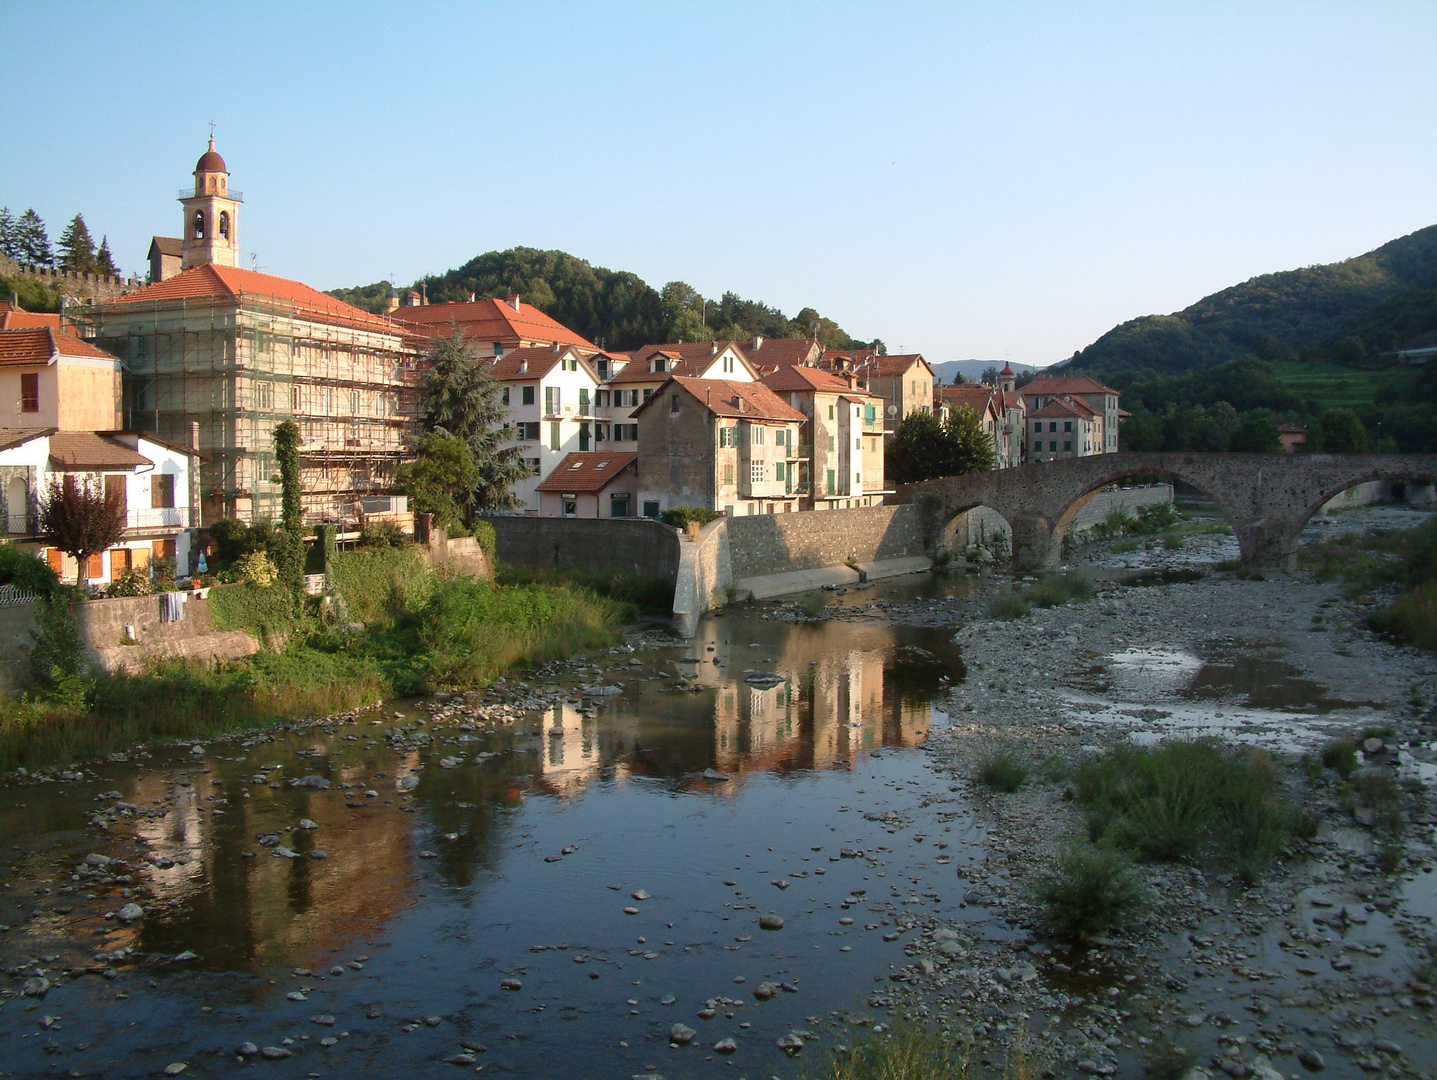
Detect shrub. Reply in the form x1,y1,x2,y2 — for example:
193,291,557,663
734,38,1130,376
975,749,1028,792
988,590,1030,620
799,591,829,621
104,568,152,597
360,520,408,548
235,550,278,587
1321,737,1359,778
328,545,430,627
0,545,58,596
1026,572,1095,608
1036,843,1145,940
660,505,720,530
801,1021,972,1080
472,519,496,561
1144,1041,1198,1080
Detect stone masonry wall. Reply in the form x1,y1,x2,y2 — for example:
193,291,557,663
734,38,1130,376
75,592,258,675
724,505,925,579
481,516,682,583
0,603,38,692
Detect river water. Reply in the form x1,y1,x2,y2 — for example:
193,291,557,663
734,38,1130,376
0,610,983,1079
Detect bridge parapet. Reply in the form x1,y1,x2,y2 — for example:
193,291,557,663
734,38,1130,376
896,452,1437,570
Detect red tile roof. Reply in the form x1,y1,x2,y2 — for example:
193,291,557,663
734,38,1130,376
1028,396,1100,420
939,384,1001,418
535,452,638,493
1022,375,1117,397
484,346,572,382
635,377,806,422
393,295,595,350
102,264,402,333
742,337,821,368
609,343,754,384
0,303,62,330
48,432,152,470
0,427,56,452
0,326,118,367
761,364,876,397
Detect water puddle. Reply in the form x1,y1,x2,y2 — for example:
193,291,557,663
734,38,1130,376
0,611,980,1078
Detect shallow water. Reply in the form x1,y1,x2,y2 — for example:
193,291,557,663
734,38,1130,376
0,610,981,1078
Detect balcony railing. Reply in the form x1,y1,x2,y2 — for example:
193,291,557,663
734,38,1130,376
179,187,243,201
126,507,196,530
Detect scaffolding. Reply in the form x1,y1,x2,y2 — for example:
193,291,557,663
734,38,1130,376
77,293,419,525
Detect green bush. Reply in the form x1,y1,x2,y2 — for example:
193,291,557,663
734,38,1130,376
360,520,408,548
104,568,152,597
799,591,829,621
660,505,720,529
496,563,671,616
1075,739,1300,879
472,519,496,561
1321,737,1359,778
208,582,307,639
975,749,1028,792
328,545,430,626
1037,843,1145,940
988,590,1030,620
0,545,58,596
800,1021,973,1080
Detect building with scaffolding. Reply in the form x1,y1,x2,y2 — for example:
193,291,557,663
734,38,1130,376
80,264,418,525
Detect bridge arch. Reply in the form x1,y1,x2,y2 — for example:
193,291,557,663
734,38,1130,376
1290,466,1437,543
1047,466,1240,560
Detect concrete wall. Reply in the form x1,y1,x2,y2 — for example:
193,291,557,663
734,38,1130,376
672,518,732,637
0,602,38,691
481,514,681,581
725,504,925,577
1318,479,1435,514
419,530,493,580
75,591,259,675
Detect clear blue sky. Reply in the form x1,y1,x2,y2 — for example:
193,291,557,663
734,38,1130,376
3,1,1434,365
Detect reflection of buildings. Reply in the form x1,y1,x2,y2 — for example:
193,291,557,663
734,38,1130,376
532,702,638,796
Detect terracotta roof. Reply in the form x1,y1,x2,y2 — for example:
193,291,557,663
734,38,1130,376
1028,397,1100,421
635,377,806,422
484,346,568,382
612,342,756,383
1022,375,1117,397
196,137,227,174
939,384,1001,418
0,326,118,367
742,337,821,367
761,364,875,397
535,452,638,493
0,427,55,452
102,264,402,333
820,351,930,378
0,303,62,330
393,295,595,350
48,432,152,470
148,236,183,258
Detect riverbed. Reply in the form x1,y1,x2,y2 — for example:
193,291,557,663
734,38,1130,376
2,507,1436,1079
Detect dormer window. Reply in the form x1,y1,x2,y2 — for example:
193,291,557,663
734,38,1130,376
653,357,668,373
193,211,205,239
219,211,230,239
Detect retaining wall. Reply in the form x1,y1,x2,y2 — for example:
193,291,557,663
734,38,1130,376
481,516,682,582
75,592,259,675
724,505,925,577
0,603,39,692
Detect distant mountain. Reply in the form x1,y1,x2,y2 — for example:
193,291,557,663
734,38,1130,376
330,247,876,354
930,359,1038,385
1061,224,1437,374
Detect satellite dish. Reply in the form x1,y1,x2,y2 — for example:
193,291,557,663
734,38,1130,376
887,405,898,417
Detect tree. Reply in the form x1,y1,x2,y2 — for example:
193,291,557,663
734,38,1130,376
38,475,126,589
0,207,16,261
981,366,1001,386
1315,408,1370,453
660,281,707,341
1228,415,1282,453
15,209,52,266
58,214,96,274
417,330,529,513
272,420,305,583
397,431,476,534
887,407,996,485
95,236,119,276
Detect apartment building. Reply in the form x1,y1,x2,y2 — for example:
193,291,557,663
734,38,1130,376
1026,396,1104,461
633,377,805,517
760,364,886,508
490,346,603,512
0,325,122,433
1021,375,1120,452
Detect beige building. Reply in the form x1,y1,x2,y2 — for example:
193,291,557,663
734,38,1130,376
823,350,935,431
0,326,122,432
148,138,242,281
759,364,887,508
1026,396,1104,461
633,377,805,517
1021,375,1120,453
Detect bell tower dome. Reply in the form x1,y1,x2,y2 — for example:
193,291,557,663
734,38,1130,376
180,136,242,270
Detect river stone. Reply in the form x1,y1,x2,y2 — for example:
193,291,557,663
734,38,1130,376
1297,1049,1325,1070
777,1032,805,1055
1363,738,1385,755
297,819,319,830
22,976,49,998
310,1014,335,1026
753,982,779,1000
116,902,145,923
759,915,784,930
398,775,419,791
445,1053,477,1066
259,1046,292,1060
292,775,330,789
632,890,651,901
702,769,729,782
669,1023,697,1045
309,850,328,860
501,978,522,991
714,1037,738,1054
236,1042,258,1057
163,1064,188,1076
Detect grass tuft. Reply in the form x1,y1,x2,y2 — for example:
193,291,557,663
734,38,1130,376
1321,737,1359,778
800,1021,972,1080
975,749,1029,793
1036,842,1145,940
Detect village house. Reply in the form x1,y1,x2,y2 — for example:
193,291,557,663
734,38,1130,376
81,141,418,526
0,324,122,433
1020,374,1120,452
487,345,602,512
598,340,758,456
821,350,935,433
759,364,887,508
741,335,822,373
390,292,596,355
937,383,1008,465
534,451,638,518
1026,395,1104,462
0,428,200,585
632,377,805,518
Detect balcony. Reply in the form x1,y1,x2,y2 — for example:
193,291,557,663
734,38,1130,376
179,187,243,201
125,507,196,531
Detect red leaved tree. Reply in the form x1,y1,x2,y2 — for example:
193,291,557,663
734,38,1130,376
38,475,127,589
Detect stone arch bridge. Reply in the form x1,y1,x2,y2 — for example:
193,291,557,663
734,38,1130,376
892,452,1437,570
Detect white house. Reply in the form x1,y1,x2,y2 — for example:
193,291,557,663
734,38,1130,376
492,346,603,513
0,429,200,586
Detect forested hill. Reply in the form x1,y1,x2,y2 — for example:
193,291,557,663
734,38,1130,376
329,247,876,353
1061,223,1437,374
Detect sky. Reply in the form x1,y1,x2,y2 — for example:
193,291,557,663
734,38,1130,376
2,1,1435,366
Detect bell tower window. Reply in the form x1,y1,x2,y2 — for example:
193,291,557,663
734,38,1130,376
193,210,206,239
219,211,230,239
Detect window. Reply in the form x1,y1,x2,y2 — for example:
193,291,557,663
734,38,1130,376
522,385,535,406
865,404,875,425
642,388,653,402
291,384,301,411
723,463,734,485
549,421,561,450
596,359,609,380
751,425,763,446
1033,421,1042,433
526,456,541,474
596,389,609,407
827,468,836,493
502,386,510,405
595,423,606,442
719,425,736,448
855,437,861,450
20,373,39,413
828,435,835,452
1064,421,1072,432
856,471,862,487
722,356,734,373
670,394,680,414
350,389,360,415
1063,441,1072,452
219,211,230,239
562,498,577,517
322,386,333,412
1049,440,1058,451
152,474,175,509
579,423,590,451
519,421,540,440
615,423,638,441
610,494,629,518
750,461,764,484
579,387,590,415
545,386,559,415
643,500,660,519
775,462,785,482
653,357,668,373
828,404,835,420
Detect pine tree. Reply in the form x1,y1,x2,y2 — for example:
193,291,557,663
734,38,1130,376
417,330,529,514
0,207,17,262
16,209,52,266
58,214,96,274
95,236,119,277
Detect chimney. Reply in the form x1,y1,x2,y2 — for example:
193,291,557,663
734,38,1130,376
848,374,858,390
405,290,422,307
752,335,763,351
467,292,476,303
552,341,561,353
507,293,521,312
710,340,718,355
519,359,528,374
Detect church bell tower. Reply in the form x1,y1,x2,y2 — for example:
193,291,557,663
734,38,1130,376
180,137,241,270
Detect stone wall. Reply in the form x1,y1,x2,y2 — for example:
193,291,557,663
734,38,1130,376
724,505,925,578
0,602,38,692
0,254,144,302
418,529,493,580
481,515,681,582
75,592,259,675
672,519,732,638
